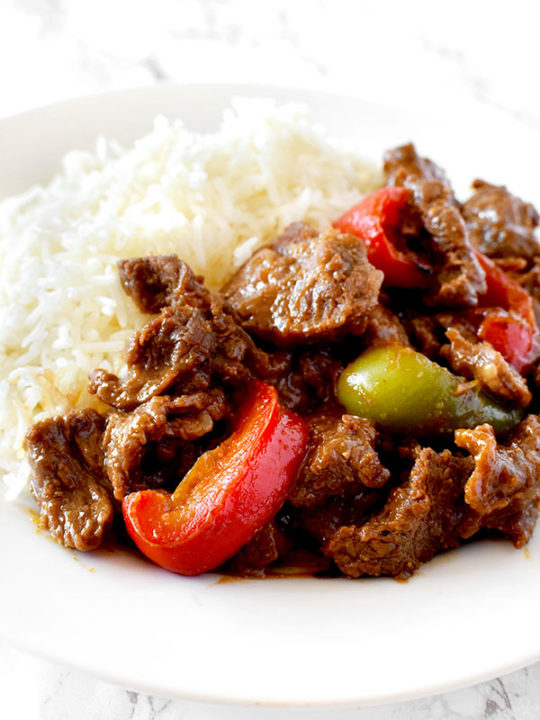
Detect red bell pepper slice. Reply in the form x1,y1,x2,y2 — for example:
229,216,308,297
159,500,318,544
478,313,533,373
474,249,539,372
334,186,428,288
122,381,309,576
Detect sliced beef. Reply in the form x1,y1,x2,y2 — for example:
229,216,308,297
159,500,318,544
103,389,228,500
268,220,319,250
455,416,540,547
384,142,455,202
406,315,442,359
462,180,540,260
517,257,540,300
89,261,267,410
118,255,198,314
384,144,486,308
223,223,383,348
404,311,472,361
435,312,480,343
421,195,487,307
326,448,473,578
514,258,540,327
289,411,390,508
261,347,342,413
293,349,342,408
294,490,383,544
89,307,212,409
363,304,410,347
25,410,113,552
226,521,291,574
441,327,532,407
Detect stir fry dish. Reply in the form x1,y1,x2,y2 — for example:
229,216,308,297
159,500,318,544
24,144,540,579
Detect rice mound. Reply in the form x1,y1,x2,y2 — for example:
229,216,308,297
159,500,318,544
0,98,380,498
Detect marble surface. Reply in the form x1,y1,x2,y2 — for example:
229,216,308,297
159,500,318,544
1,0,540,718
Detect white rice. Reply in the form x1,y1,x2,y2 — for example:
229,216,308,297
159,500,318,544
0,98,380,499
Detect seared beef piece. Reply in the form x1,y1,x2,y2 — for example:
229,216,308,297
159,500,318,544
268,220,319,250
435,312,479,343
406,315,442,359
103,389,228,500
397,438,423,463
421,196,486,307
89,262,267,411
516,257,540,298
405,311,478,361
223,223,383,348
326,448,473,578
25,410,113,552
262,347,342,413
462,180,540,260
140,437,202,493
295,490,383,544
118,255,196,314
363,304,410,347
456,416,540,548
89,307,211,409
513,258,540,327
293,349,342,408
254,351,304,410
383,142,455,201
226,521,291,573
384,144,486,308
441,327,532,407
289,412,390,508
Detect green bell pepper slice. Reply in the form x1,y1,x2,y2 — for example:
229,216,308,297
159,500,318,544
337,344,522,436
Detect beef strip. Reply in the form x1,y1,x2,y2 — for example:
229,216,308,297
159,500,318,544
421,196,487,307
406,315,442,359
441,327,532,407
289,411,390,508
326,448,473,578
514,258,540,328
118,255,198,314
435,312,480,342
405,310,476,361
294,491,383,544
455,415,540,547
25,410,113,551
462,180,540,260
363,303,410,347
103,389,228,500
268,220,319,250
261,347,342,413
383,142,455,201
384,143,486,308
223,222,383,348
516,257,540,300
225,521,291,574
89,260,267,411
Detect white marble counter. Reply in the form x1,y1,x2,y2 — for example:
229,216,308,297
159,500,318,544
1,0,540,717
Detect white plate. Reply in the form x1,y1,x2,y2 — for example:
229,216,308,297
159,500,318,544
1,84,539,709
